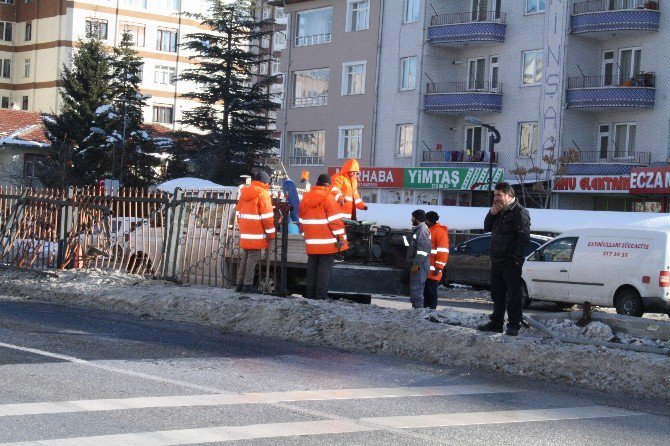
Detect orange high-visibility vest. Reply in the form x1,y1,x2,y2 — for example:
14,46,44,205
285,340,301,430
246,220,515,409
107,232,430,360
428,223,450,282
330,159,365,220
236,180,276,250
298,185,349,255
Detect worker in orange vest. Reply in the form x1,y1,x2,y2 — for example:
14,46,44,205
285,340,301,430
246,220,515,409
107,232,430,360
235,171,276,293
424,211,450,309
330,159,367,220
299,174,349,300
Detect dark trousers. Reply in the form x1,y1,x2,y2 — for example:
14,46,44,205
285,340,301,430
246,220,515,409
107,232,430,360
306,254,335,300
423,279,439,309
490,260,523,329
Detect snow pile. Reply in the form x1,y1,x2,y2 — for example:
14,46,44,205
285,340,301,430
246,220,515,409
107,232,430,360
154,177,236,193
1,269,669,399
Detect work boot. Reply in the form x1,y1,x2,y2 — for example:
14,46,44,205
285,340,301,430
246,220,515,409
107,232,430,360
235,284,244,292
506,326,520,336
476,321,503,333
241,285,258,294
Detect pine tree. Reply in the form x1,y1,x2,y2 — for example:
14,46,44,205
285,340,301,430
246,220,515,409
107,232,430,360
180,0,280,184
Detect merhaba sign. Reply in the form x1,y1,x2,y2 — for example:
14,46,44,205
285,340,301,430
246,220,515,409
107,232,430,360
327,167,405,188
404,168,504,190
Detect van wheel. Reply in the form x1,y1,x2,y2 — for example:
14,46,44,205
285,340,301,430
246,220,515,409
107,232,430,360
615,289,643,317
521,281,532,309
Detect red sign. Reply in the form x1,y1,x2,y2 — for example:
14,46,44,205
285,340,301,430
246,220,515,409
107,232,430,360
553,175,630,193
630,167,670,194
327,167,405,188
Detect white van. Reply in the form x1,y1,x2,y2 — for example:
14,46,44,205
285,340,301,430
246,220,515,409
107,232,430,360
522,228,670,317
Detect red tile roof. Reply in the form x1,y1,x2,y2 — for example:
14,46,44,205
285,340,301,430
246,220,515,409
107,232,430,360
0,109,50,146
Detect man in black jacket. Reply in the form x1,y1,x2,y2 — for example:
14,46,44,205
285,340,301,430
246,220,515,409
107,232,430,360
477,182,531,336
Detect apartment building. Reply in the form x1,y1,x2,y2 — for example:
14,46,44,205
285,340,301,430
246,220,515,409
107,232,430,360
0,0,211,129
269,0,382,182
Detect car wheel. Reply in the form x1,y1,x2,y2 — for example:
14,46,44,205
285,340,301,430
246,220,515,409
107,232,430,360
615,288,643,317
554,302,574,310
521,281,532,309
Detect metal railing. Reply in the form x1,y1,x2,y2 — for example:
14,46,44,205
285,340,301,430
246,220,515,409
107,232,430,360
291,95,328,107
422,150,497,163
573,0,659,14
289,155,324,165
294,33,332,47
431,10,506,26
566,72,656,88
426,81,503,94
568,150,651,164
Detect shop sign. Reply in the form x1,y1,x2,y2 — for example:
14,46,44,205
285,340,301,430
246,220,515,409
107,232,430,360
553,175,630,193
404,168,504,190
327,167,405,188
629,167,670,194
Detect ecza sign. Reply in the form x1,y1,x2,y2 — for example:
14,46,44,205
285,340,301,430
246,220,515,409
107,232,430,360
630,167,670,194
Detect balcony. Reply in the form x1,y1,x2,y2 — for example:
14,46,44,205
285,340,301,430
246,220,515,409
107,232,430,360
291,96,328,108
567,150,651,165
424,82,503,114
421,150,498,168
294,33,332,47
565,73,655,109
288,155,324,166
571,0,660,37
428,11,506,46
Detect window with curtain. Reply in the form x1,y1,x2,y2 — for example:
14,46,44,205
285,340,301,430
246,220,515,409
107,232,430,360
295,7,333,46
290,131,326,165
342,62,366,95
522,50,543,85
397,124,414,157
292,68,329,107
619,48,641,83
347,1,369,31
614,123,636,158
404,0,421,23
339,126,363,159
400,56,417,90
518,122,539,157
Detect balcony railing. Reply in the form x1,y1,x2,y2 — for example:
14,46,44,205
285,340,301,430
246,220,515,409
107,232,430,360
573,0,659,14
431,10,506,26
291,95,328,108
289,155,324,166
422,150,498,163
426,81,503,94
566,72,655,89
294,33,332,47
569,150,651,164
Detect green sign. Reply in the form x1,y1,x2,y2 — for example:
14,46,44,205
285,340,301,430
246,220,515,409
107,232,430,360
404,168,504,190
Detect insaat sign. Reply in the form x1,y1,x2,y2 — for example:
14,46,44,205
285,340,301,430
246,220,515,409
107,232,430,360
553,175,630,193
327,167,404,188
630,167,670,194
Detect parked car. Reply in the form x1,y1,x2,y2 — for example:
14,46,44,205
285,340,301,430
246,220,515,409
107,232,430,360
442,233,553,290
522,228,670,317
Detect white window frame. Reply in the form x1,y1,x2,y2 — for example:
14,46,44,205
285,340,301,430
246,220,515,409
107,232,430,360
295,6,333,47
490,55,499,91
341,61,367,96
261,35,270,48
396,124,414,158
518,122,539,157
403,0,421,23
522,49,543,86
0,21,12,42
292,68,329,107
290,131,326,166
614,122,637,159
464,125,484,158
525,0,546,14
23,58,30,78
602,50,615,86
467,57,486,91
271,59,281,75
618,47,641,83
120,23,146,47
346,0,370,32
1,59,10,79
24,21,31,41
399,56,417,91
598,124,610,159
338,125,364,159
156,28,178,52
153,105,174,124
154,65,176,85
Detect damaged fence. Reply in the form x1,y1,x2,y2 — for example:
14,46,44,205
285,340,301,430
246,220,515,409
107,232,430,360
0,186,290,294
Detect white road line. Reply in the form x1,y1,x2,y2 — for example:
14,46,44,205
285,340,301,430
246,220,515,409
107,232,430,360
0,384,519,418
0,342,225,394
0,406,642,446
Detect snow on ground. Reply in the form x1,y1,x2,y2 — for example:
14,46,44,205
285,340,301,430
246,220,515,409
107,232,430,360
1,268,669,399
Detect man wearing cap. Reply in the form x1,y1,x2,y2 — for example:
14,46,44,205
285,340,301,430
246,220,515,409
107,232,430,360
299,174,348,300
424,211,449,310
408,209,431,308
235,171,276,293
330,159,368,220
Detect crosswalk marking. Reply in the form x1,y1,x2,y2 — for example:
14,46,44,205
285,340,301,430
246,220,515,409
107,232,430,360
0,384,520,418
0,406,642,446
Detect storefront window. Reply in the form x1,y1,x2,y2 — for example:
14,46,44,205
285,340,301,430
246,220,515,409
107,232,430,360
379,189,403,204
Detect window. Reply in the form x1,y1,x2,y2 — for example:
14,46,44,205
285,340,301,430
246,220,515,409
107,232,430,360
614,123,636,158
295,7,332,46
490,56,499,90
400,56,417,90
137,63,144,83
619,47,641,83
23,59,30,78
598,125,610,159
0,21,12,42
518,122,539,157
273,31,286,50
85,19,108,39
158,0,180,9
153,105,174,124
290,131,325,165
275,7,286,19
271,59,281,74
347,1,369,32
602,51,614,86
397,124,414,157
532,238,578,263
338,126,363,159
460,236,491,255
21,95,28,111
292,68,329,107
261,35,270,48
467,58,486,90
24,154,46,179
120,23,145,47
465,126,484,158
156,29,177,52
262,7,272,20
1,96,9,109
404,0,421,23
1,59,10,78
0,0,15,4
24,21,31,41
522,50,543,85
259,62,269,75
526,0,546,14
342,62,366,95
154,65,176,85
121,0,147,8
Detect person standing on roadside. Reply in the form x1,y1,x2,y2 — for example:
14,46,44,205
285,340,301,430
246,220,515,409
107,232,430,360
235,171,276,293
477,182,530,336
408,209,431,309
424,211,449,310
299,174,348,300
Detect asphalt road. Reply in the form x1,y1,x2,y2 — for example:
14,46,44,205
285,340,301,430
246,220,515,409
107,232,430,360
0,298,669,446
